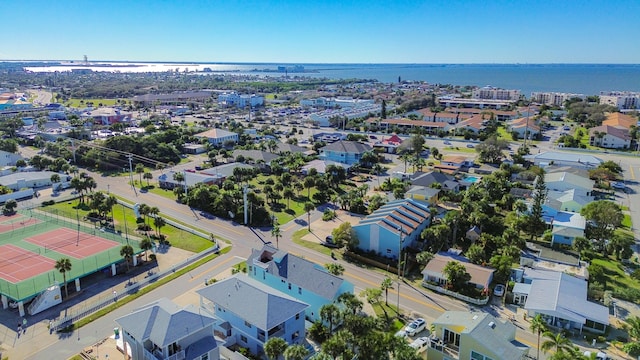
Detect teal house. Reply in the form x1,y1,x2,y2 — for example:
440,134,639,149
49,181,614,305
247,245,354,322
318,140,372,165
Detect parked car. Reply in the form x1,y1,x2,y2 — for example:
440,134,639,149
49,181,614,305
494,284,505,297
199,211,215,219
409,337,430,351
443,140,452,145
404,318,426,336
612,182,626,190
466,144,475,148
322,235,340,248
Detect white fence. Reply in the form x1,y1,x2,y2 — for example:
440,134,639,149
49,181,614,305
422,281,489,306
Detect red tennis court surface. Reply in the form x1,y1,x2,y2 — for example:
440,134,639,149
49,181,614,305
25,228,120,259
0,244,56,283
0,214,40,234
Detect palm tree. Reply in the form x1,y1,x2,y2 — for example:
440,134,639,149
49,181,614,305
104,194,118,225
541,331,573,355
530,314,548,360
337,292,363,315
50,173,61,191
320,303,341,334
153,216,166,238
143,171,153,187
139,238,153,262
372,163,384,187
264,337,287,360
271,223,282,248
303,177,315,200
54,258,72,298
282,187,294,209
304,202,315,231
120,245,134,271
380,277,394,305
135,163,145,186
325,263,344,276
283,344,308,360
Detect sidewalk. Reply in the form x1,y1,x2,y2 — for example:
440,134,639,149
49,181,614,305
0,245,197,359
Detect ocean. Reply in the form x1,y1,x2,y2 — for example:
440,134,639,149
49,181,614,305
23,62,640,97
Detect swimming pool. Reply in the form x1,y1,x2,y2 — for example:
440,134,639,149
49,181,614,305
465,176,480,183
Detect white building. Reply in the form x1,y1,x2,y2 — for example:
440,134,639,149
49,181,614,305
300,97,375,109
0,150,23,167
599,91,640,110
218,92,264,108
472,86,521,101
530,92,585,107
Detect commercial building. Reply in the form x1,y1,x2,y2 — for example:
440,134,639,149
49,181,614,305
218,92,264,108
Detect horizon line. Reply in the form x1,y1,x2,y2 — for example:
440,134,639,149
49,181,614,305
3,59,640,66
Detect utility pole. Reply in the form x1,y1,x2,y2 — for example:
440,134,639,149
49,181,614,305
127,154,134,188
243,185,249,225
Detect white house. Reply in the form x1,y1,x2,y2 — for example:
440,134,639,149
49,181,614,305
195,128,239,146
544,172,594,197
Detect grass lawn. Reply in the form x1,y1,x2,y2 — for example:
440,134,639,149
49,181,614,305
145,185,178,200
496,126,512,141
591,256,640,297
291,228,332,256
42,199,212,252
64,98,122,108
372,302,404,331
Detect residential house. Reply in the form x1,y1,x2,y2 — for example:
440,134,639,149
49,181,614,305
440,155,474,168
246,245,354,322
421,252,495,290
115,298,219,360
0,150,23,167
544,172,594,197
545,189,593,213
602,112,637,128
405,185,440,204
300,159,350,175
507,117,541,139
157,170,219,190
232,150,279,166
195,129,239,146
372,134,403,154
541,206,587,246
465,226,482,242
427,311,530,360
512,268,609,334
524,151,603,169
197,274,308,357
589,125,631,149
319,140,372,165
411,171,460,192
353,198,431,259
200,163,256,181
452,115,486,134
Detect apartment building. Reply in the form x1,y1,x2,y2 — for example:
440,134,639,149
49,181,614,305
530,92,585,107
472,86,521,101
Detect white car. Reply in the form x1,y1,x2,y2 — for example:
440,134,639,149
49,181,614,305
611,182,626,190
404,318,426,336
494,284,505,297
409,336,430,350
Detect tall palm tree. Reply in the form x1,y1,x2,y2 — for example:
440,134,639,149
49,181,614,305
541,331,573,355
304,202,315,231
320,303,341,334
153,216,166,238
530,314,548,360
135,163,145,186
143,171,153,187
120,245,134,271
271,223,282,248
54,258,72,298
139,237,153,262
380,277,394,305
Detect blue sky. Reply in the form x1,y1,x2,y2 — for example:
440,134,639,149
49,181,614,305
4,0,639,63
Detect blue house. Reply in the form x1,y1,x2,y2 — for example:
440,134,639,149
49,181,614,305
115,298,220,360
319,140,372,165
197,274,308,358
542,205,586,246
353,199,431,259
247,245,354,322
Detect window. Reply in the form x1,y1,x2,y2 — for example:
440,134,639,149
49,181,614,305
201,354,209,360
298,287,302,294
291,331,299,340
240,335,247,343
244,321,252,328
471,351,493,360
296,313,300,320
288,283,292,290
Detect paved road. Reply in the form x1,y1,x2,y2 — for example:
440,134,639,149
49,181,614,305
16,143,640,359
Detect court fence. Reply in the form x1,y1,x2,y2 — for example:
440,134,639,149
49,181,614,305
51,242,220,332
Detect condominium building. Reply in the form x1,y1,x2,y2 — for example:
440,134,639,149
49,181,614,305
530,92,585,107
218,92,264,108
599,91,640,110
472,86,521,101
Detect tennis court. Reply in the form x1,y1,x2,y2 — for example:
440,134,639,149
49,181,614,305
0,209,143,302
0,244,56,283
25,228,120,259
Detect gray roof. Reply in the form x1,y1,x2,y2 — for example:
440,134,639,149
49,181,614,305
524,151,603,166
248,245,346,300
434,311,527,360
523,268,609,325
114,298,216,347
275,142,312,154
201,162,255,178
197,274,308,330
232,150,279,164
0,170,69,185
320,140,372,154
411,171,457,189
